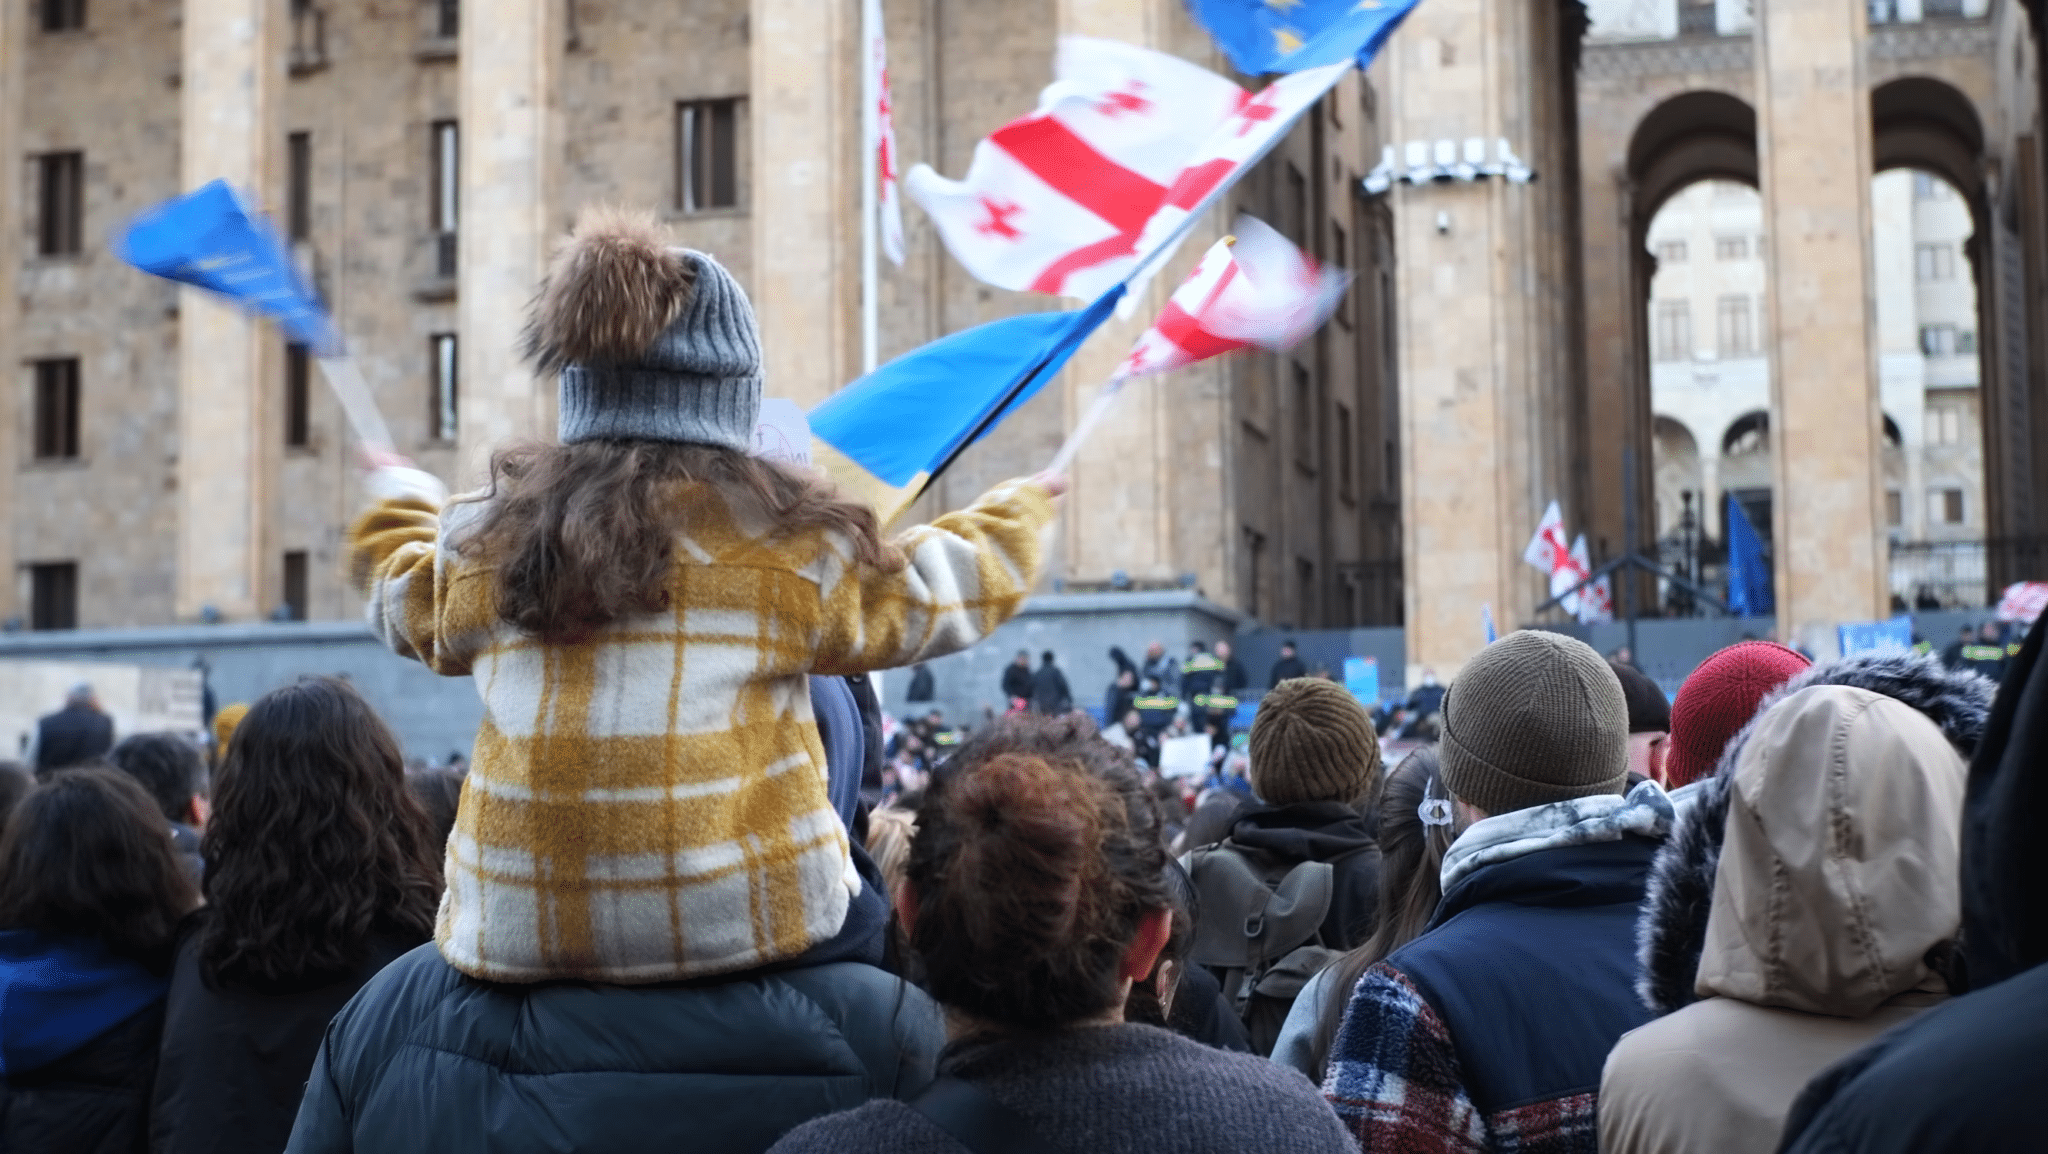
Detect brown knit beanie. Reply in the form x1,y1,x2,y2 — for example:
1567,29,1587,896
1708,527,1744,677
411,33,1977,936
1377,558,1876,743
1439,631,1629,816
1247,678,1383,807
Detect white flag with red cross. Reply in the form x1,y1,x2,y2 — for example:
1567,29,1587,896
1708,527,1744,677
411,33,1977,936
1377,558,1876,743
1115,215,1348,380
903,38,1247,300
1524,500,1569,575
863,0,905,266
1571,535,1615,624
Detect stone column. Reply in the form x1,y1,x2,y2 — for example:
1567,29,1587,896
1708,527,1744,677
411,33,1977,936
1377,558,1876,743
750,0,858,407
456,0,562,478
0,0,20,623
1389,0,1578,682
1053,0,1223,591
177,0,282,622
1754,0,1886,647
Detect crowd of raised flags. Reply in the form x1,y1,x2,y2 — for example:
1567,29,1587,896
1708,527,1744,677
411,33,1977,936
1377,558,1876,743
1523,500,1617,625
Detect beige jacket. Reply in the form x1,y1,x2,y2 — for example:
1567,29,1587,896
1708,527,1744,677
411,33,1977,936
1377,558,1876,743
1600,684,1966,1154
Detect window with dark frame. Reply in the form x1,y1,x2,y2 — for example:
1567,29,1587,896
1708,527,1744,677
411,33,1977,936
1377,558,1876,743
1654,300,1692,361
1284,164,1308,247
1937,487,1965,525
677,99,742,212
32,358,80,461
1716,294,1753,356
282,551,309,621
1885,490,1903,528
288,132,313,241
1297,558,1316,629
40,0,85,32
437,0,460,38
37,152,84,256
1331,221,1351,326
431,120,459,278
1292,362,1315,469
1336,401,1354,498
285,343,311,448
29,562,78,631
430,332,458,441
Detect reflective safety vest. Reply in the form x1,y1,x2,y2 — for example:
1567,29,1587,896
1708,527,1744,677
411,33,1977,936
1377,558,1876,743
1183,654,1224,676
931,728,961,747
2010,642,2026,658
1912,641,1933,656
1134,694,1180,730
1195,694,1240,714
1963,644,2007,663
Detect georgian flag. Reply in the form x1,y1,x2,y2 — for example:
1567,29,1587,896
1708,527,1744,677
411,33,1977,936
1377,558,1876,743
1125,60,1354,287
904,38,1246,300
863,0,905,266
1571,535,1615,624
1116,215,1347,379
1524,500,1569,575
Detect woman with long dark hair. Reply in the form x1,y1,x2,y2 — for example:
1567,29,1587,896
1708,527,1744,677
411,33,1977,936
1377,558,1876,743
1269,747,1456,1081
769,714,1352,1154
0,767,199,1151
151,677,442,1154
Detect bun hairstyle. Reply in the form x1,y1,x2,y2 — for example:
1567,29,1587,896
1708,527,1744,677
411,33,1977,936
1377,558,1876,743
907,713,1168,1029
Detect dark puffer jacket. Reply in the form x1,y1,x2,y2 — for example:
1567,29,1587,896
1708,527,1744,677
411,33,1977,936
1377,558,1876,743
284,944,943,1154
0,931,170,1154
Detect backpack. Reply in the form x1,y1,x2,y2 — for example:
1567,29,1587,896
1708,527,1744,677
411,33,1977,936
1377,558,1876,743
1181,843,1341,1056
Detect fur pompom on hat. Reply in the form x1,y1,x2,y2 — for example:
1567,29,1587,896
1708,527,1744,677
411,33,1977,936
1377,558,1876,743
523,206,762,450
1247,678,1382,807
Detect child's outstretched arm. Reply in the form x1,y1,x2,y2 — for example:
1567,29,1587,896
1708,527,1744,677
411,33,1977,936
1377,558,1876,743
811,475,1061,675
346,461,478,676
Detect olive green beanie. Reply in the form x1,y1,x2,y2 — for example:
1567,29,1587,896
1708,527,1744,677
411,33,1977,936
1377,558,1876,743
1247,678,1384,807
1439,630,1629,816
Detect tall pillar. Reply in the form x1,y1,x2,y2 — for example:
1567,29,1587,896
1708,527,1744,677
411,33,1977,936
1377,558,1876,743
1054,0,1224,590
178,0,281,622
751,0,858,407
1754,0,1886,647
457,0,561,477
0,0,21,624
1391,0,1578,681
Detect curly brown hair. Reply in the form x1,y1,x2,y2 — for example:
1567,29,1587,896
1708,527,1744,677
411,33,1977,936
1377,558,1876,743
454,439,903,643
198,677,443,990
907,713,1169,1029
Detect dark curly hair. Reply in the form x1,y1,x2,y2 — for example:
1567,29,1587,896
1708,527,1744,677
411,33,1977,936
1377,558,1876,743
107,732,206,823
198,677,442,990
907,713,1168,1029
0,766,197,970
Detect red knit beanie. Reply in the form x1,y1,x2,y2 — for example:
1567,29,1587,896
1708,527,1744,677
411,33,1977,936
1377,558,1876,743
1664,641,1812,787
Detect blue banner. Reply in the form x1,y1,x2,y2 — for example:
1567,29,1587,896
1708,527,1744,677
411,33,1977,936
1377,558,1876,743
1839,616,1914,656
1186,0,1425,75
115,180,340,355
1726,492,1774,616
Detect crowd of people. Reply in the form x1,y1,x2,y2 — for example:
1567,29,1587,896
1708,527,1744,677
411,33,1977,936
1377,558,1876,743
2,204,2040,1153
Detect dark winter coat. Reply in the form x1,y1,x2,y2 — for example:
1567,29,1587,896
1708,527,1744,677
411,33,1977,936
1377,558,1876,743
151,914,423,1154
284,944,943,1154
1030,663,1072,715
1225,802,1383,948
1775,614,2048,1154
1403,682,1445,718
1633,651,1993,1017
766,1024,1353,1154
1104,680,1137,727
33,703,114,772
1268,655,1308,686
906,665,935,703
0,931,168,1154
1000,663,1034,704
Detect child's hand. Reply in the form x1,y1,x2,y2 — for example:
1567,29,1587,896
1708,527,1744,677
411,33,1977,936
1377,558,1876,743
1032,471,1070,498
357,445,415,473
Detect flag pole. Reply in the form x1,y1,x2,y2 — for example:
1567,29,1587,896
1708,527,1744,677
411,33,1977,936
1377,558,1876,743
859,0,880,375
1048,375,1127,475
314,354,394,451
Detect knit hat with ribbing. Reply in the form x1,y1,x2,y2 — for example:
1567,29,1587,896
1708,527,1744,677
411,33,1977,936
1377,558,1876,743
1663,641,1812,788
1610,659,1672,734
1247,678,1383,807
524,207,761,451
1439,630,1629,815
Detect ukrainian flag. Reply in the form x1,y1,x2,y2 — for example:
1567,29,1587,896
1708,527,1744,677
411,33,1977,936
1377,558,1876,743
810,286,1124,525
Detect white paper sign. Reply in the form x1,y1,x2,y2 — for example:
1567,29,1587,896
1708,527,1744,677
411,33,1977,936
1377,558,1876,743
752,398,812,467
1158,734,1213,779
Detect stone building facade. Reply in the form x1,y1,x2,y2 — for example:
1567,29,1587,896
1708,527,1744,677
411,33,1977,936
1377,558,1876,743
0,0,1404,637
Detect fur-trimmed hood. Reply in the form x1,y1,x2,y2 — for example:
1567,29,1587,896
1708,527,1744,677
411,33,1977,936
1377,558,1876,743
1634,650,1993,1016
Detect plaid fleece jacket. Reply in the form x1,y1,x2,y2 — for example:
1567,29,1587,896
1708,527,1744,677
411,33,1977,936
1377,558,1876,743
349,465,1055,984
1323,964,1599,1154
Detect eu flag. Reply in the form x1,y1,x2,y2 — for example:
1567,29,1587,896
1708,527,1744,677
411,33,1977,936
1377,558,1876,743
114,180,340,355
810,286,1125,524
1186,0,1424,75
1726,492,1774,616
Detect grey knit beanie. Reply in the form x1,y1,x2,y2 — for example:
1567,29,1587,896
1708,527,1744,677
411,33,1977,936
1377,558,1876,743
1248,678,1383,807
523,207,761,450
1438,630,1629,816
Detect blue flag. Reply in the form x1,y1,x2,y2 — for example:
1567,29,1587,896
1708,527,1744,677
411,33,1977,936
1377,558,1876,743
114,180,340,355
811,286,1124,522
1726,492,1774,616
1186,0,1424,75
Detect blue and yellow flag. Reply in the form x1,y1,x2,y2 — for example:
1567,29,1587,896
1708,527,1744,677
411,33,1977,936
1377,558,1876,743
1186,0,1423,75
810,287,1124,524
115,179,339,354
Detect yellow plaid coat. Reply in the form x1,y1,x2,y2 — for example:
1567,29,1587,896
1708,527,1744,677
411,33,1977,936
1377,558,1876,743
349,466,1054,983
